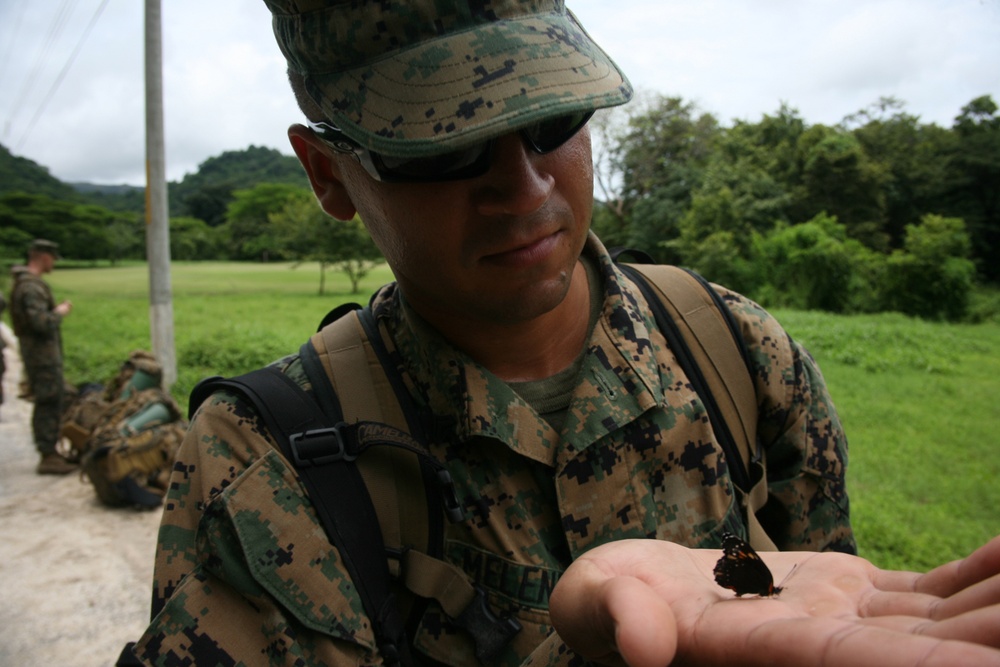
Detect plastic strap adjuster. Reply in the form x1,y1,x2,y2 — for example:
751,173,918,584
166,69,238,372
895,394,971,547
454,586,522,664
436,469,464,523
289,424,355,466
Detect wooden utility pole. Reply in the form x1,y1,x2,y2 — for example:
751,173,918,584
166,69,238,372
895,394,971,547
144,0,176,387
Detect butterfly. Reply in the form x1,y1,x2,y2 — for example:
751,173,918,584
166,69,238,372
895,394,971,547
713,531,782,597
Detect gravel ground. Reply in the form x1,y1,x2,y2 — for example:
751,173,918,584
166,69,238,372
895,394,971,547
0,324,159,667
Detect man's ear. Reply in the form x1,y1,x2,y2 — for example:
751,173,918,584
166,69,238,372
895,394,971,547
288,124,357,221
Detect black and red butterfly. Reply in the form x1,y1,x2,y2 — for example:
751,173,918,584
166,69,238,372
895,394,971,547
713,531,782,597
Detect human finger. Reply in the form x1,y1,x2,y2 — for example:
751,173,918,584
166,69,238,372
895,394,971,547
860,575,1000,621
915,535,1000,598
689,616,1000,667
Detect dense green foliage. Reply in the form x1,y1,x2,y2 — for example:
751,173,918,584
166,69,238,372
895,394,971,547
2,93,997,320
6,262,995,573
592,94,999,319
169,146,309,225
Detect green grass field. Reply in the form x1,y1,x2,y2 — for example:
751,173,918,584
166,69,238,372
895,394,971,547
29,261,1000,572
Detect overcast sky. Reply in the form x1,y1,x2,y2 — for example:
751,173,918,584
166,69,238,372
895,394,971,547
1,0,998,187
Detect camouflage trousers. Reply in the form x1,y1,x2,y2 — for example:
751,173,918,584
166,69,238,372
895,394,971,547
24,362,64,455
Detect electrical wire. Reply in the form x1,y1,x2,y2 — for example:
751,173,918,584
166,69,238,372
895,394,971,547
0,2,31,97
6,0,79,134
14,0,110,152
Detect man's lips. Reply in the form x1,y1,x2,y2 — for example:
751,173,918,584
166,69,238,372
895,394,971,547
481,230,563,268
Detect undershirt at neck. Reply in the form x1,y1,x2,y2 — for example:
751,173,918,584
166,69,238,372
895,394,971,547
507,254,603,433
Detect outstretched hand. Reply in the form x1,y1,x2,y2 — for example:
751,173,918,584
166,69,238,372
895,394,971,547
549,536,1000,667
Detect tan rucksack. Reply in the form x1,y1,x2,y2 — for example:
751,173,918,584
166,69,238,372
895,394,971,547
69,351,187,509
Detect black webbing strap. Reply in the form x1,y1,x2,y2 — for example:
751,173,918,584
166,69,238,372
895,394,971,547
190,367,412,666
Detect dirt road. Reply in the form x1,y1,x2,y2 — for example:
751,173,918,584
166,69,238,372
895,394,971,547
0,324,159,666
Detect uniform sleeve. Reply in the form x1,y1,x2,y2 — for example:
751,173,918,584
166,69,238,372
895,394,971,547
719,288,856,554
17,282,62,337
17,282,61,336
145,391,264,619
136,391,379,666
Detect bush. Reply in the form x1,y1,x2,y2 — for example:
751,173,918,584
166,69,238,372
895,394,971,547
754,213,875,312
878,215,976,321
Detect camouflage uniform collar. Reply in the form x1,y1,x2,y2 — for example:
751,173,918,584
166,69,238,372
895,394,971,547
371,233,665,465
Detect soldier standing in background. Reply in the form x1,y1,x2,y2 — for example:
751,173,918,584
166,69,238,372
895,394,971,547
0,289,6,419
10,239,76,475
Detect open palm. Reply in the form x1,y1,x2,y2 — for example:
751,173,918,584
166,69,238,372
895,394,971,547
550,536,1000,667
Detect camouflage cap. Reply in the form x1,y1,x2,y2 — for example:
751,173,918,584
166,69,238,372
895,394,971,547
29,239,60,258
264,0,633,157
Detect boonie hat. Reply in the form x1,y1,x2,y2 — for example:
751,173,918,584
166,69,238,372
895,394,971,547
264,0,633,157
30,239,61,258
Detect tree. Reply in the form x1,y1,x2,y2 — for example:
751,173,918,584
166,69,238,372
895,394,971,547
0,192,140,261
794,126,888,250
844,98,954,251
172,146,309,222
270,194,383,294
880,214,976,320
222,183,307,261
170,216,224,260
596,94,720,261
949,95,1000,282
755,213,876,313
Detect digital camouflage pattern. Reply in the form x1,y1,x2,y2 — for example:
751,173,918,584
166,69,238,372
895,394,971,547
10,269,65,454
64,351,187,508
266,0,632,156
0,291,6,406
136,235,854,666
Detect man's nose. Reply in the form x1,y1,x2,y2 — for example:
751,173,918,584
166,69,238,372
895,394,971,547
474,133,554,217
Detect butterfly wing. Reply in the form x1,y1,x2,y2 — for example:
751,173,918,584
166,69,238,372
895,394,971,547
713,532,779,597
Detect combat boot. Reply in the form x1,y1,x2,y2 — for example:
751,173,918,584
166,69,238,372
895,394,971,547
37,453,78,475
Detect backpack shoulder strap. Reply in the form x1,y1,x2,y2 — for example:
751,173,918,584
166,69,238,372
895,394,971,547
616,260,775,551
305,306,521,662
189,366,412,665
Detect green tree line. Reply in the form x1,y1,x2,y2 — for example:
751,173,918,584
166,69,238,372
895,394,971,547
591,93,998,320
1,93,997,318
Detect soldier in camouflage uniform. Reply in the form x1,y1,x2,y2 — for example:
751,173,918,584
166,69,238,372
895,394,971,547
10,239,76,475
0,289,6,414
134,2,1000,665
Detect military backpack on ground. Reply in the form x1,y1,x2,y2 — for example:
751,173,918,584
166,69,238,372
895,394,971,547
178,259,771,666
63,351,187,509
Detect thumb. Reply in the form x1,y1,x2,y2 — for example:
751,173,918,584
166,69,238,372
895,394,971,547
551,573,677,667
605,576,678,667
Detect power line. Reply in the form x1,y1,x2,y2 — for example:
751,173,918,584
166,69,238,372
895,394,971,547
6,0,79,135
0,2,31,95
15,0,110,152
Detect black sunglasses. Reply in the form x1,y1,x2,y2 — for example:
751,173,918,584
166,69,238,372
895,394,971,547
308,111,594,183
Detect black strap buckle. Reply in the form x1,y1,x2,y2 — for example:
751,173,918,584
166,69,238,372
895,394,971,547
454,586,522,664
289,424,355,466
436,468,464,523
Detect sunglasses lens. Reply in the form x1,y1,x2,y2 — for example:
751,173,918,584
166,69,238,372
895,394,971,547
324,110,595,182
523,111,594,153
376,144,491,182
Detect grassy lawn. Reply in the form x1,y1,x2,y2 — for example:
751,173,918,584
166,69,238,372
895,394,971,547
27,262,1000,572
775,309,1000,570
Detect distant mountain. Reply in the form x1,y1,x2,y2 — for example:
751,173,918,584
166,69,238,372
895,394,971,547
70,182,142,195
0,143,82,202
169,146,309,225
0,142,308,221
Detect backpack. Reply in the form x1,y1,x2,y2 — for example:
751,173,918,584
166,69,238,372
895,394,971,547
184,260,772,665
70,351,187,509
